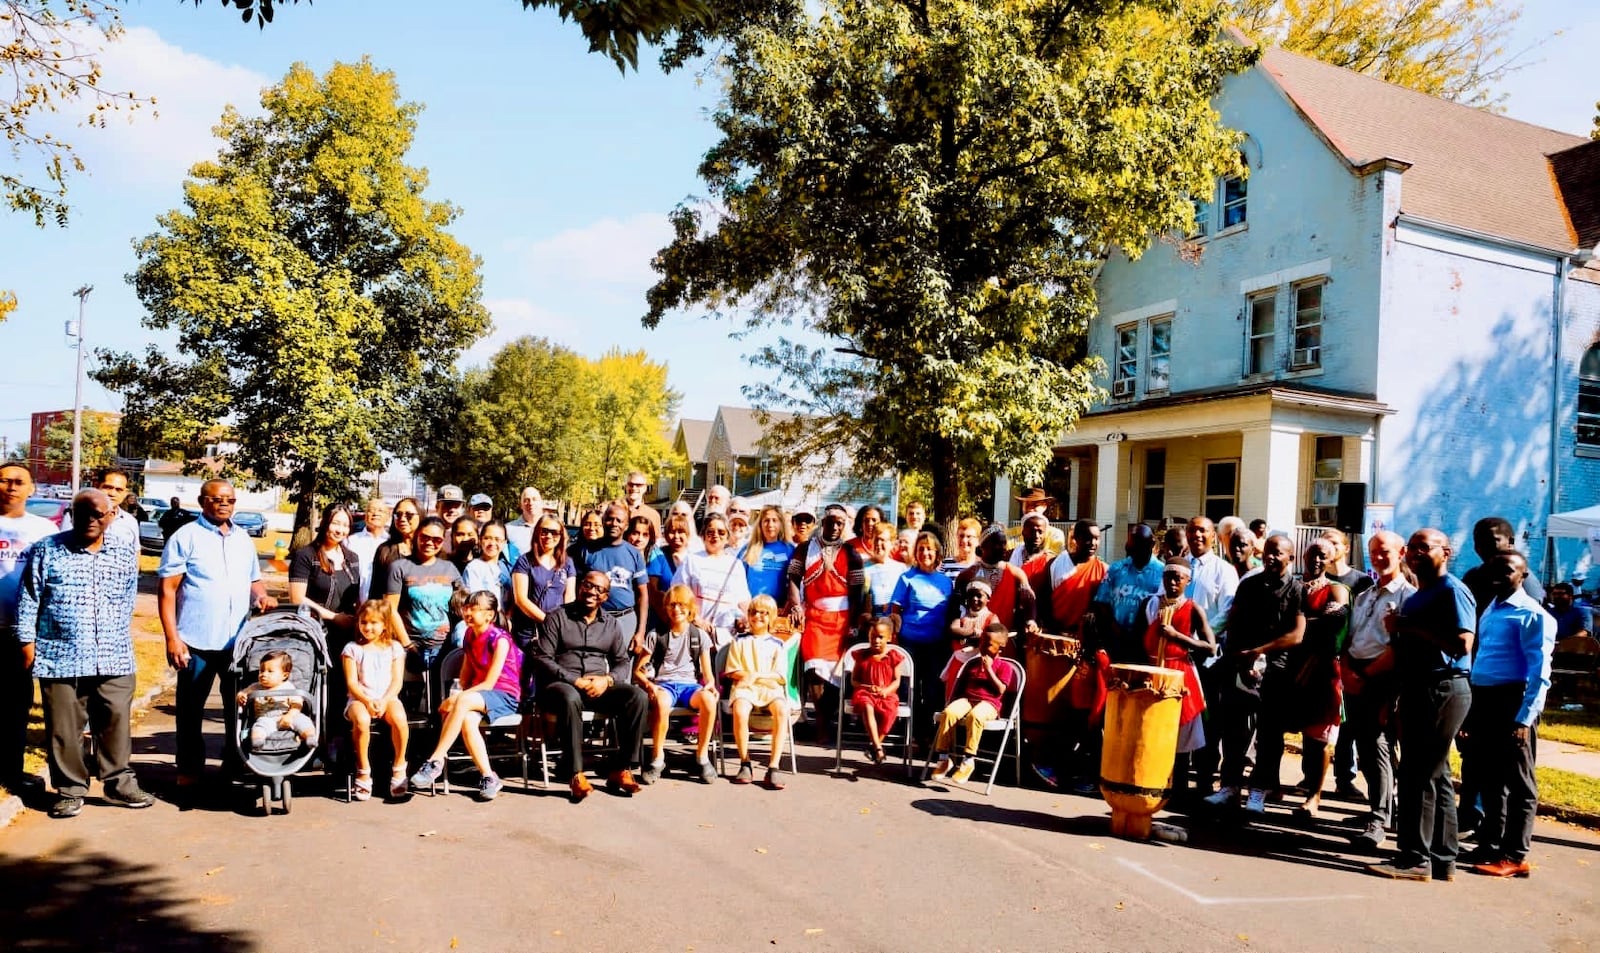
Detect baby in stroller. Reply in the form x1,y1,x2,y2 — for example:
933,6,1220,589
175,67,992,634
238,650,319,750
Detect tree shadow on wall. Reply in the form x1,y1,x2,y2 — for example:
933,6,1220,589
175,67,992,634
0,839,254,951
1391,316,1560,560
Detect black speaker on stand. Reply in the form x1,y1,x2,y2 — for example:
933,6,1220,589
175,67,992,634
1336,482,1367,535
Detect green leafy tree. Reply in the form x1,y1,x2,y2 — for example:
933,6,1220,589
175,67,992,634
1230,0,1524,108
1592,99,1599,140
646,0,1251,524
39,412,119,474
408,338,682,511
95,59,489,532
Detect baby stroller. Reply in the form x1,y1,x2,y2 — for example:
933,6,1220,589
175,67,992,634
230,608,331,816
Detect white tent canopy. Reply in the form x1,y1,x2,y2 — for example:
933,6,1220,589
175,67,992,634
1548,504,1600,539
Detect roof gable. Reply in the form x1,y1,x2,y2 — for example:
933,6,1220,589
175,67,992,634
714,405,797,457
674,418,712,463
1551,139,1600,252
1259,47,1585,253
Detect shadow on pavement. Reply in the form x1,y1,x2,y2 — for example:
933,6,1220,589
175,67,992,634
909,796,1111,837
0,838,254,951
1532,830,1600,852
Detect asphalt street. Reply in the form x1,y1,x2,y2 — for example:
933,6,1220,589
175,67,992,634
3,691,1598,953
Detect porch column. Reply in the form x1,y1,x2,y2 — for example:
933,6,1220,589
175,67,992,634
1357,432,1377,503
993,474,1013,525
1094,443,1122,538
1066,459,1082,521
1239,425,1301,532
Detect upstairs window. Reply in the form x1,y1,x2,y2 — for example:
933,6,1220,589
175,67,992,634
757,457,776,490
1291,282,1324,370
1189,197,1210,238
1580,345,1600,457
1147,317,1172,393
1112,324,1138,399
1247,293,1276,376
1221,172,1247,228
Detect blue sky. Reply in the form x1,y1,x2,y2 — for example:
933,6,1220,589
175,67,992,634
1,1,1595,457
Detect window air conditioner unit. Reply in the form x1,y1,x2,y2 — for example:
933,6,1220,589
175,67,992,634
1112,378,1136,398
1291,346,1321,368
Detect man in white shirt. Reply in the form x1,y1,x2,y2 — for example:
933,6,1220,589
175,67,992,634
505,486,544,556
1,463,67,788
1185,515,1238,795
345,498,391,595
1343,530,1415,849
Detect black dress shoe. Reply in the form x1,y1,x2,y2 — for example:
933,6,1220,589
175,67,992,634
48,795,84,819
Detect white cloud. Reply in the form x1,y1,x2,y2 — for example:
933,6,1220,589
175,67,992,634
40,25,268,184
508,212,673,292
464,296,583,365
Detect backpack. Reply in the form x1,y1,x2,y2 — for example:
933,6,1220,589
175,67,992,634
650,624,706,685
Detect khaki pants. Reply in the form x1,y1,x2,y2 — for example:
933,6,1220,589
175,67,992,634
934,699,998,756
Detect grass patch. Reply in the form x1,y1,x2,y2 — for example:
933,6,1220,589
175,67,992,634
1542,708,1600,752
1538,765,1600,819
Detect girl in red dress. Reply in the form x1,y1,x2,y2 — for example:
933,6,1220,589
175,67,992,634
849,617,907,763
1141,559,1217,793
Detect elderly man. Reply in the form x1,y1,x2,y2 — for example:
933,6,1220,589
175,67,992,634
1368,528,1476,882
159,479,277,795
1342,530,1415,849
704,484,731,516
18,490,152,817
622,471,662,535
69,469,141,548
1460,552,1554,878
504,486,545,555
1,463,68,789
1208,534,1305,811
956,525,1038,636
346,498,391,594
531,570,647,801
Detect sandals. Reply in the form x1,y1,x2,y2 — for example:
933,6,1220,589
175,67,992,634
390,766,409,798
871,745,887,765
353,773,373,802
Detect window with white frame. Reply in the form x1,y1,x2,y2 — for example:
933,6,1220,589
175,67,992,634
1292,282,1324,369
1189,197,1210,238
1579,345,1600,457
1310,435,1343,506
757,456,776,489
1112,324,1138,399
1221,171,1247,228
1147,317,1172,393
1246,293,1275,376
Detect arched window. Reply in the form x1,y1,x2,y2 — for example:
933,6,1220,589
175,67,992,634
1579,344,1600,456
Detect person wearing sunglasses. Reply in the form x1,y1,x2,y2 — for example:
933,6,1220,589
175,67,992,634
370,497,422,601
383,515,463,671
0,463,64,790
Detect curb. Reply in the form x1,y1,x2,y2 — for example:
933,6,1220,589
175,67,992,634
0,667,177,831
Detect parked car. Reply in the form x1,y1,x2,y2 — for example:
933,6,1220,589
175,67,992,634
25,497,70,528
139,520,166,555
232,511,268,537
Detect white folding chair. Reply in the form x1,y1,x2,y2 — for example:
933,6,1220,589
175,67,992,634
427,649,529,795
833,643,915,777
716,640,801,776
921,655,1026,795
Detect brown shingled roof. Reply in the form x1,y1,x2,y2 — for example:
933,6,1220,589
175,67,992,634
1551,139,1600,252
676,418,712,464
1259,47,1586,253
715,405,797,457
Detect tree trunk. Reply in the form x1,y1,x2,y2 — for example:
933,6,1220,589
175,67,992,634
290,465,319,552
930,435,961,537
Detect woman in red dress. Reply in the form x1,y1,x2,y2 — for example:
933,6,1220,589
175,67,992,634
1141,559,1217,796
849,617,907,763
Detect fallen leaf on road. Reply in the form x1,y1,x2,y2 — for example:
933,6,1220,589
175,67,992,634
1237,935,1249,943
805,928,824,935
204,866,224,877
755,847,769,854
859,807,871,814
698,823,715,829
197,894,234,906
552,930,564,937
1114,901,1125,911
418,830,437,837
1087,843,1104,851
450,939,459,949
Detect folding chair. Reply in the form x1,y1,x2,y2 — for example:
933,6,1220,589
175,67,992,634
717,638,801,776
642,648,723,775
425,649,529,795
833,643,915,777
526,687,630,789
921,655,1026,795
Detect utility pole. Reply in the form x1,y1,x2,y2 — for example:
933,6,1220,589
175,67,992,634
70,284,92,491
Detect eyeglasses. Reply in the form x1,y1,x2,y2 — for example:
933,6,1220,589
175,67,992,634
394,511,419,520
625,482,647,489
80,508,116,522
704,528,728,537
201,496,236,504
417,534,445,544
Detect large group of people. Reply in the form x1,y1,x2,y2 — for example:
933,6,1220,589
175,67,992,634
0,463,1565,885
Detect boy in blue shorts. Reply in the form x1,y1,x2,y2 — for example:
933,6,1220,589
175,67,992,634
635,584,719,783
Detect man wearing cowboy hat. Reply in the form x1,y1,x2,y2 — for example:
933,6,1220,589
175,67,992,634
1010,488,1065,565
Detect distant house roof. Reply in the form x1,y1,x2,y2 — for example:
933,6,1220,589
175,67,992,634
715,405,796,457
1259,47,1588,254
1551,139,1600,252
676,418,712,464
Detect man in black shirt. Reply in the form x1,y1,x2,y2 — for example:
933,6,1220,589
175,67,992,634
1207,534,1305,813
531,570,647,802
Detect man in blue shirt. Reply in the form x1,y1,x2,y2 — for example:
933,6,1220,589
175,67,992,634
18,490,151,818
579,502,648,653
1369,528,1475,883
159,480,277,795
1460,552,1554,878
1092,523,1161,663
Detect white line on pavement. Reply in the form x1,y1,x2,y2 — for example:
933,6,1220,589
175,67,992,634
1116,857,1367,906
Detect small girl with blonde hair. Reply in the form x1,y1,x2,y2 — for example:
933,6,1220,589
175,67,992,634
342,599,410,799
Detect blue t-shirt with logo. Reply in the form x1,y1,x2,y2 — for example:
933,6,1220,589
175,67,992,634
739,541,795,602
580,541,646,612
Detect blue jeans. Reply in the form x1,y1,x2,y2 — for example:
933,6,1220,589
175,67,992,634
175,647,239,780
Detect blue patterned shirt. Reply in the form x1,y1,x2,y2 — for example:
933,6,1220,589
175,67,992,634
16,531,139,679
1095,556,1165,634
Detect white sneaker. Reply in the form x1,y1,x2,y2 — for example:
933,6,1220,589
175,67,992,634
1203,785,1238,808
1244,789,1268,814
